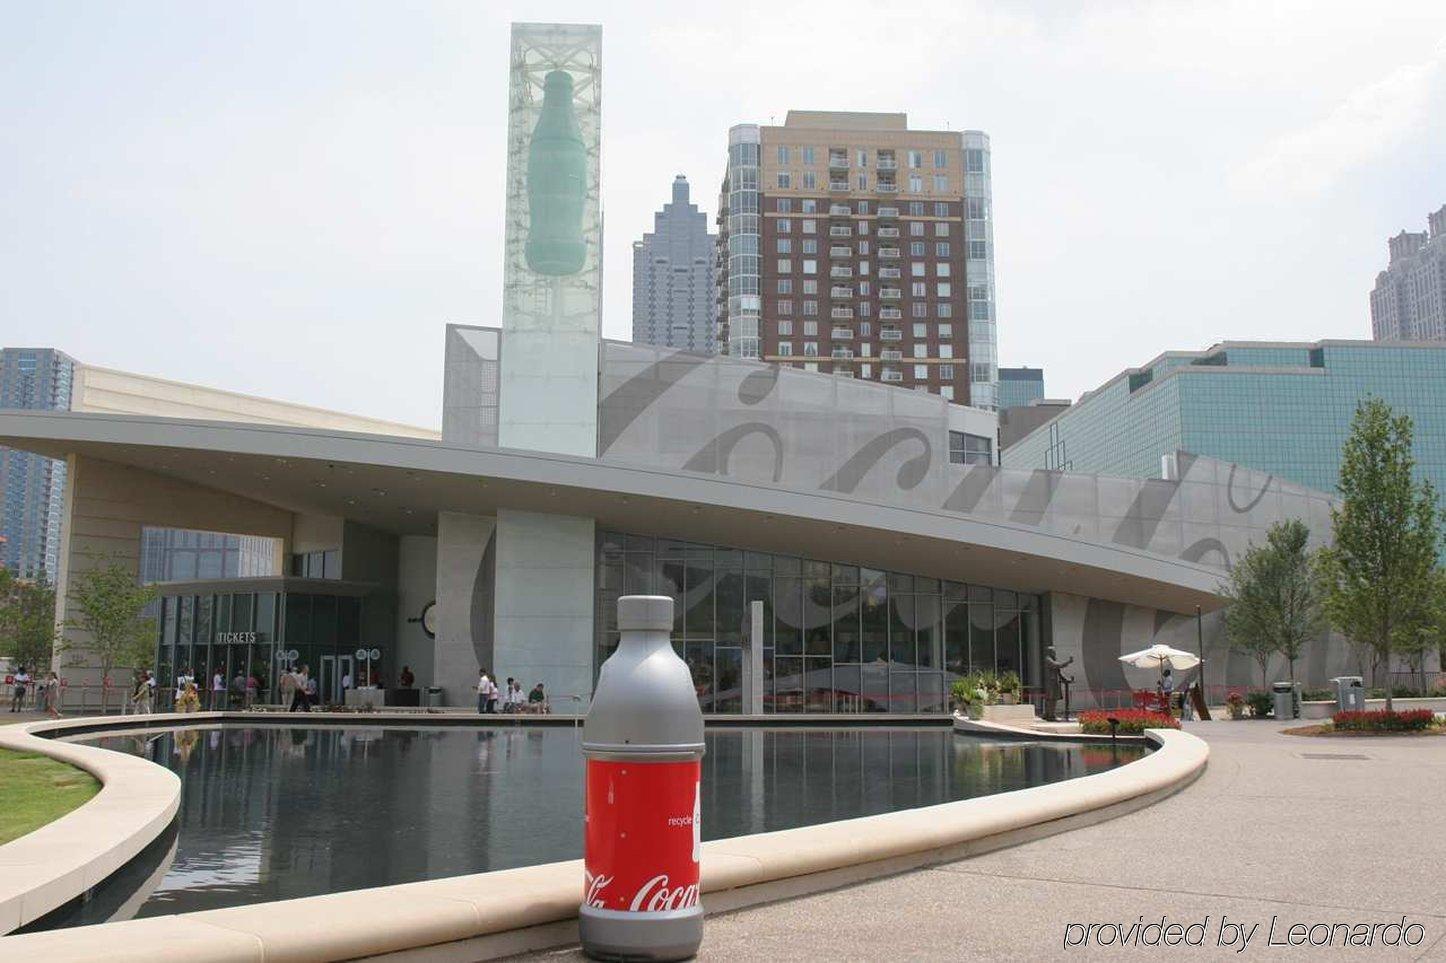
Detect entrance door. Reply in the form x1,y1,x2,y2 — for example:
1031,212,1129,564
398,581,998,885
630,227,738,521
337,655,354,702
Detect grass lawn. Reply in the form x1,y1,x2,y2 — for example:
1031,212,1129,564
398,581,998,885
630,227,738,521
0,747,100,845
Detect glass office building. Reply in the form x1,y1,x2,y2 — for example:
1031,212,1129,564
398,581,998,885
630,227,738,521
997,366,1044,410
0,347,76,581
1004,340,1446,498
152,578,383,706
595,532,1041,714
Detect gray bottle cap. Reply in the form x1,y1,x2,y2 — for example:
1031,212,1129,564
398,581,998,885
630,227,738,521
583,595,705,758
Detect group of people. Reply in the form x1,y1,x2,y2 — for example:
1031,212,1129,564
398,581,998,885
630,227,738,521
278,664,318,712
8,667,61,717
475,669,547,714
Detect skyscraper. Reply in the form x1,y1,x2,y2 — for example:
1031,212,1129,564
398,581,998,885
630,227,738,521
0,348,76,581
997,366,1044,409
631,175,717,353
1370,204,1446,342
716,111,997,407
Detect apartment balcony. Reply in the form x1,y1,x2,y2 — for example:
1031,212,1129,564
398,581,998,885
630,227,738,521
877,206,900,218
881,368,903,382
879,248,901,259
877,227,900,239
877,182,899,194
831,346,855,358
831,325,854,337
830,286,853,299
831,308,854,321
881,349,903,361
828,204,851,216
829,226,853,238
880,288,902,299
830,267,854,279
876,158,898,171
829,246,852,257
833,368,855,378
879,307,903,320
828,154,849,170
878,267,901,280
828,180,850,192
880,328,903,341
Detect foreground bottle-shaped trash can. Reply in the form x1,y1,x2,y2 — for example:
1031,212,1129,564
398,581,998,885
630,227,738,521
525,69,588,276
580,595,705,961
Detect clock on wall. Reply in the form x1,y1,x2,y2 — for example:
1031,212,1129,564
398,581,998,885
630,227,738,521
409,601,437,639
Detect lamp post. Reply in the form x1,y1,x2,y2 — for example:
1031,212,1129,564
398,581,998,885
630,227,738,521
1195,605,1205,700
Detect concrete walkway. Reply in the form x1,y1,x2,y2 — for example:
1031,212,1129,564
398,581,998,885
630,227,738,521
539,722,1446,961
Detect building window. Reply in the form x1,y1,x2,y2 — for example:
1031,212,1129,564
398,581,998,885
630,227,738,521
933,149,947,169
908,150,923,168
939,345,953,359
910,241,925,256
802,219,817,233
909,201,925,215
859,281,871,295
940,385,954,401
912,322,928,337
778,198,792,213
937,282,952,297
914,364,928,379
908,174,923,193
910,222,925,236
801,199,818,213
911,302,927,318
933,175,948,191
777,172,791,189
804,320,818,335
968,240,988,258
804,342,819,357
778,319,793,335
778,278,793,294
803,300,818,315
937,304,952,318
858,240,870,255
777,218,792,232
802,146,816,166
802,238,818,254
778,341,793,356
935,242,951,257
936,263,950,277
778,146,790,164
802,259,817,275
778,299,793,315
971,301,991,320
913,344,927,358
856,149,867,167
911,282,926,297
949,431,993,465
858,322,872,336
777,259,792,273
911,262,926,277
937,323,953,338
857,200,869,214
859,260,870,275
967,197,987,218
802,171,817,190
934,201,949,217
776,238,792,254
965,148,985,172
935,222,950,237
802,279,818,294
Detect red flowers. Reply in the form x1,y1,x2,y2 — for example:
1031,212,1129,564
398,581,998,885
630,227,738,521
1079,709,1181,734
1332,709,1435,732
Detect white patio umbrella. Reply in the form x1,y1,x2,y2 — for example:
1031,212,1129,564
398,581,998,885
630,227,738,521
1118,644,1201,672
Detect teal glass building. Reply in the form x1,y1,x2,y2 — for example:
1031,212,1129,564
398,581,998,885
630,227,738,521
1003,340,1446,498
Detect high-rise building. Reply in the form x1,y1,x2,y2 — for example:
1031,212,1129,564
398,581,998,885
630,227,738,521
1370,204,1446,342
716,111,998,407
1003,340,1446,502
0,348,76,581
997,366,1044,409
631,175,716,353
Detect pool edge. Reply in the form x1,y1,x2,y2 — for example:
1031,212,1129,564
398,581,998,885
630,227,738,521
0,721,1206,961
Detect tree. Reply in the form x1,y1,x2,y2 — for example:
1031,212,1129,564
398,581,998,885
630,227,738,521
1318,398,1443,712
0,569,59,673
1220,520,1325,687
61,556,158,713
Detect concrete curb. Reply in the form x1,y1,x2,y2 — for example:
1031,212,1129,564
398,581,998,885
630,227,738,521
953,714,1151,745
0,723,1206,961
0,718,181,935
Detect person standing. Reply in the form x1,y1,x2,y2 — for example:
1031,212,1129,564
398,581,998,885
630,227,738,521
292,666,312,712
210,669,226,711
175,666,192,706
10,667,30,712
246,670,260,708
45,672,61,719
399,665,415,689
476,668,494,714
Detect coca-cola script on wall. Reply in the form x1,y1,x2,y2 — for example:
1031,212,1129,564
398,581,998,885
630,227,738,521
584,759,701,913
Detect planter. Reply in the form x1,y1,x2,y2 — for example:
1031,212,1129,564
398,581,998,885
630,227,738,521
978,703,1038,724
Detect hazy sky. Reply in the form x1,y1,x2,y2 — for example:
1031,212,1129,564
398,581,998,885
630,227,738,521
3,2,1444,428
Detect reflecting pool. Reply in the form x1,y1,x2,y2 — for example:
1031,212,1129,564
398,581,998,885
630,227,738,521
61,726,1144,924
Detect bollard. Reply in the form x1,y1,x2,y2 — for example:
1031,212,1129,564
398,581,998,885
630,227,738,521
580,595,705,961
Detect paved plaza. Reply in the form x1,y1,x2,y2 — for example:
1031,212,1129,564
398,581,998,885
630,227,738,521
542,722,1446,961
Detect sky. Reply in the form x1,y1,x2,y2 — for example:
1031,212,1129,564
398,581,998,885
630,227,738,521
2,1,1444,429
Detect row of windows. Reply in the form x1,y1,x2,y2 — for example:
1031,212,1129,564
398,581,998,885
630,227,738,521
776,147,952,169
776,198,956,217
775,259,955,278
776,172,953,192
776,342,958,362
773,219,954,237
778,321,959,338
777,238,954,256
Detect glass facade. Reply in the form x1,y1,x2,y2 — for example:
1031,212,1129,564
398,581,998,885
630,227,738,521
0,347,76,581
140,527,280,583
595,532,1041,714
1004,341,1446,508
153,581,374,706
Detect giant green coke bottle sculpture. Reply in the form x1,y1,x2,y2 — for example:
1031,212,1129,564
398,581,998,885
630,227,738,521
525,70,587,276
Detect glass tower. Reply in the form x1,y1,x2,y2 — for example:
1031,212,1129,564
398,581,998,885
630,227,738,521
0,347,76,581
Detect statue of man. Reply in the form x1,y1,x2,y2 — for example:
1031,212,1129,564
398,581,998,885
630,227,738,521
1043,646,1075,721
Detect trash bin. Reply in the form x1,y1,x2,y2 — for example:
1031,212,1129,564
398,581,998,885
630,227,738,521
1271,681,1296,720
425,686,444,708
1330,676,1365,712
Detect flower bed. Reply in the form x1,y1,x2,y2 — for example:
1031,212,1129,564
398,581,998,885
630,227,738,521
1079,709,1180,734
1331,709,1435,732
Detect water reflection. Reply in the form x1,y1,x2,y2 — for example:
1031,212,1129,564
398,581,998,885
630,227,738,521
70,726,1142,923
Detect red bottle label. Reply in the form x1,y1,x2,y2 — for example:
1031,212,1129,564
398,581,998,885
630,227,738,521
583,758,701,913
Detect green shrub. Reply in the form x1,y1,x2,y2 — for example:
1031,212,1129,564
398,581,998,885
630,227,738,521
1245,691,1274,718
1300,689,1334,702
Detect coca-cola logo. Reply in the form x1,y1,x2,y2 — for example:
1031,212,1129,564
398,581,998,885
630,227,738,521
629,874,700,913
